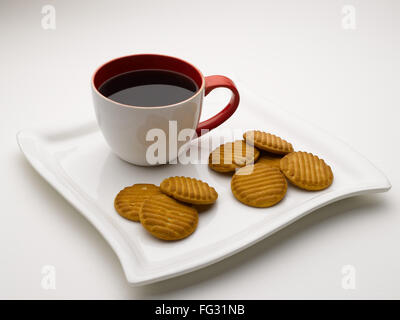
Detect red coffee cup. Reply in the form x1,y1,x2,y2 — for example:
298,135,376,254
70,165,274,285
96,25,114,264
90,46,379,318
92,53,240,165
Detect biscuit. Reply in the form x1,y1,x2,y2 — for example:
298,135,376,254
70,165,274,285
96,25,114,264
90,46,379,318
243,130,294,155
280,151,333,191
139,194,198,241
209,140,260,173
114,184,161,222
256,152,283,169
231,163,287,208
160,176,218,205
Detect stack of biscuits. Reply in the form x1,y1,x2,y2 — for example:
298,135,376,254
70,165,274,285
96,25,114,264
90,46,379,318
114,177,218,241
209,130,334,208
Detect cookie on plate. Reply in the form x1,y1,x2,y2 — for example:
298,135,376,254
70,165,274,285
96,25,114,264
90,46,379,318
139,194,198,241
280,151,333,191
114,184,162,222
243,130,294,155
160,176,218,205
231,163,287,208
209,140,260,173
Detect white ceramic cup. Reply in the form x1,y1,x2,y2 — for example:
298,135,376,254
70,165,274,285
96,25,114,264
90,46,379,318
91,53,240,166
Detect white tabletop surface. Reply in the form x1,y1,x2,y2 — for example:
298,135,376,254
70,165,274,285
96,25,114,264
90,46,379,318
1,0,399,299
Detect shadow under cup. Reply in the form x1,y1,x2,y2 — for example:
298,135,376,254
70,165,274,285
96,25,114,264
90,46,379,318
91,53,240,166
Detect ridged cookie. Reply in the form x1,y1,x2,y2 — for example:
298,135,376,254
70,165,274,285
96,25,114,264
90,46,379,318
280,151,333,191
231,163,287,208
160,176,218,205
139,194,198,241
243,130,294,155
256,152,283,169
209,140,260,173
114,184,162,222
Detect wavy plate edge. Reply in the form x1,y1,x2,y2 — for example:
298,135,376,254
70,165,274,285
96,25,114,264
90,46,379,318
16,86,391,285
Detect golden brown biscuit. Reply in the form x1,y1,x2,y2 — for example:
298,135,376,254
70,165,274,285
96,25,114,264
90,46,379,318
231,163,287,208
160,176,218,205
243,130,294,155
280,151,333,191
114,184,161,222
208,140,260,173
256,152,283,169
139,194,198,241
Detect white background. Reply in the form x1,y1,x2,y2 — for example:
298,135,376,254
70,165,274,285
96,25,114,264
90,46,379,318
1,0,399,299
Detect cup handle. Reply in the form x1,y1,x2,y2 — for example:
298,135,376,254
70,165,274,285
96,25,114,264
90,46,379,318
196,75,240,136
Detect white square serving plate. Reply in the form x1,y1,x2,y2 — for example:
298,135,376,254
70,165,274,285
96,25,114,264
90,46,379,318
17,86,391,286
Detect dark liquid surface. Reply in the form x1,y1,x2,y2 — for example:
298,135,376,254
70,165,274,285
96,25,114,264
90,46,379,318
99,69,198,107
